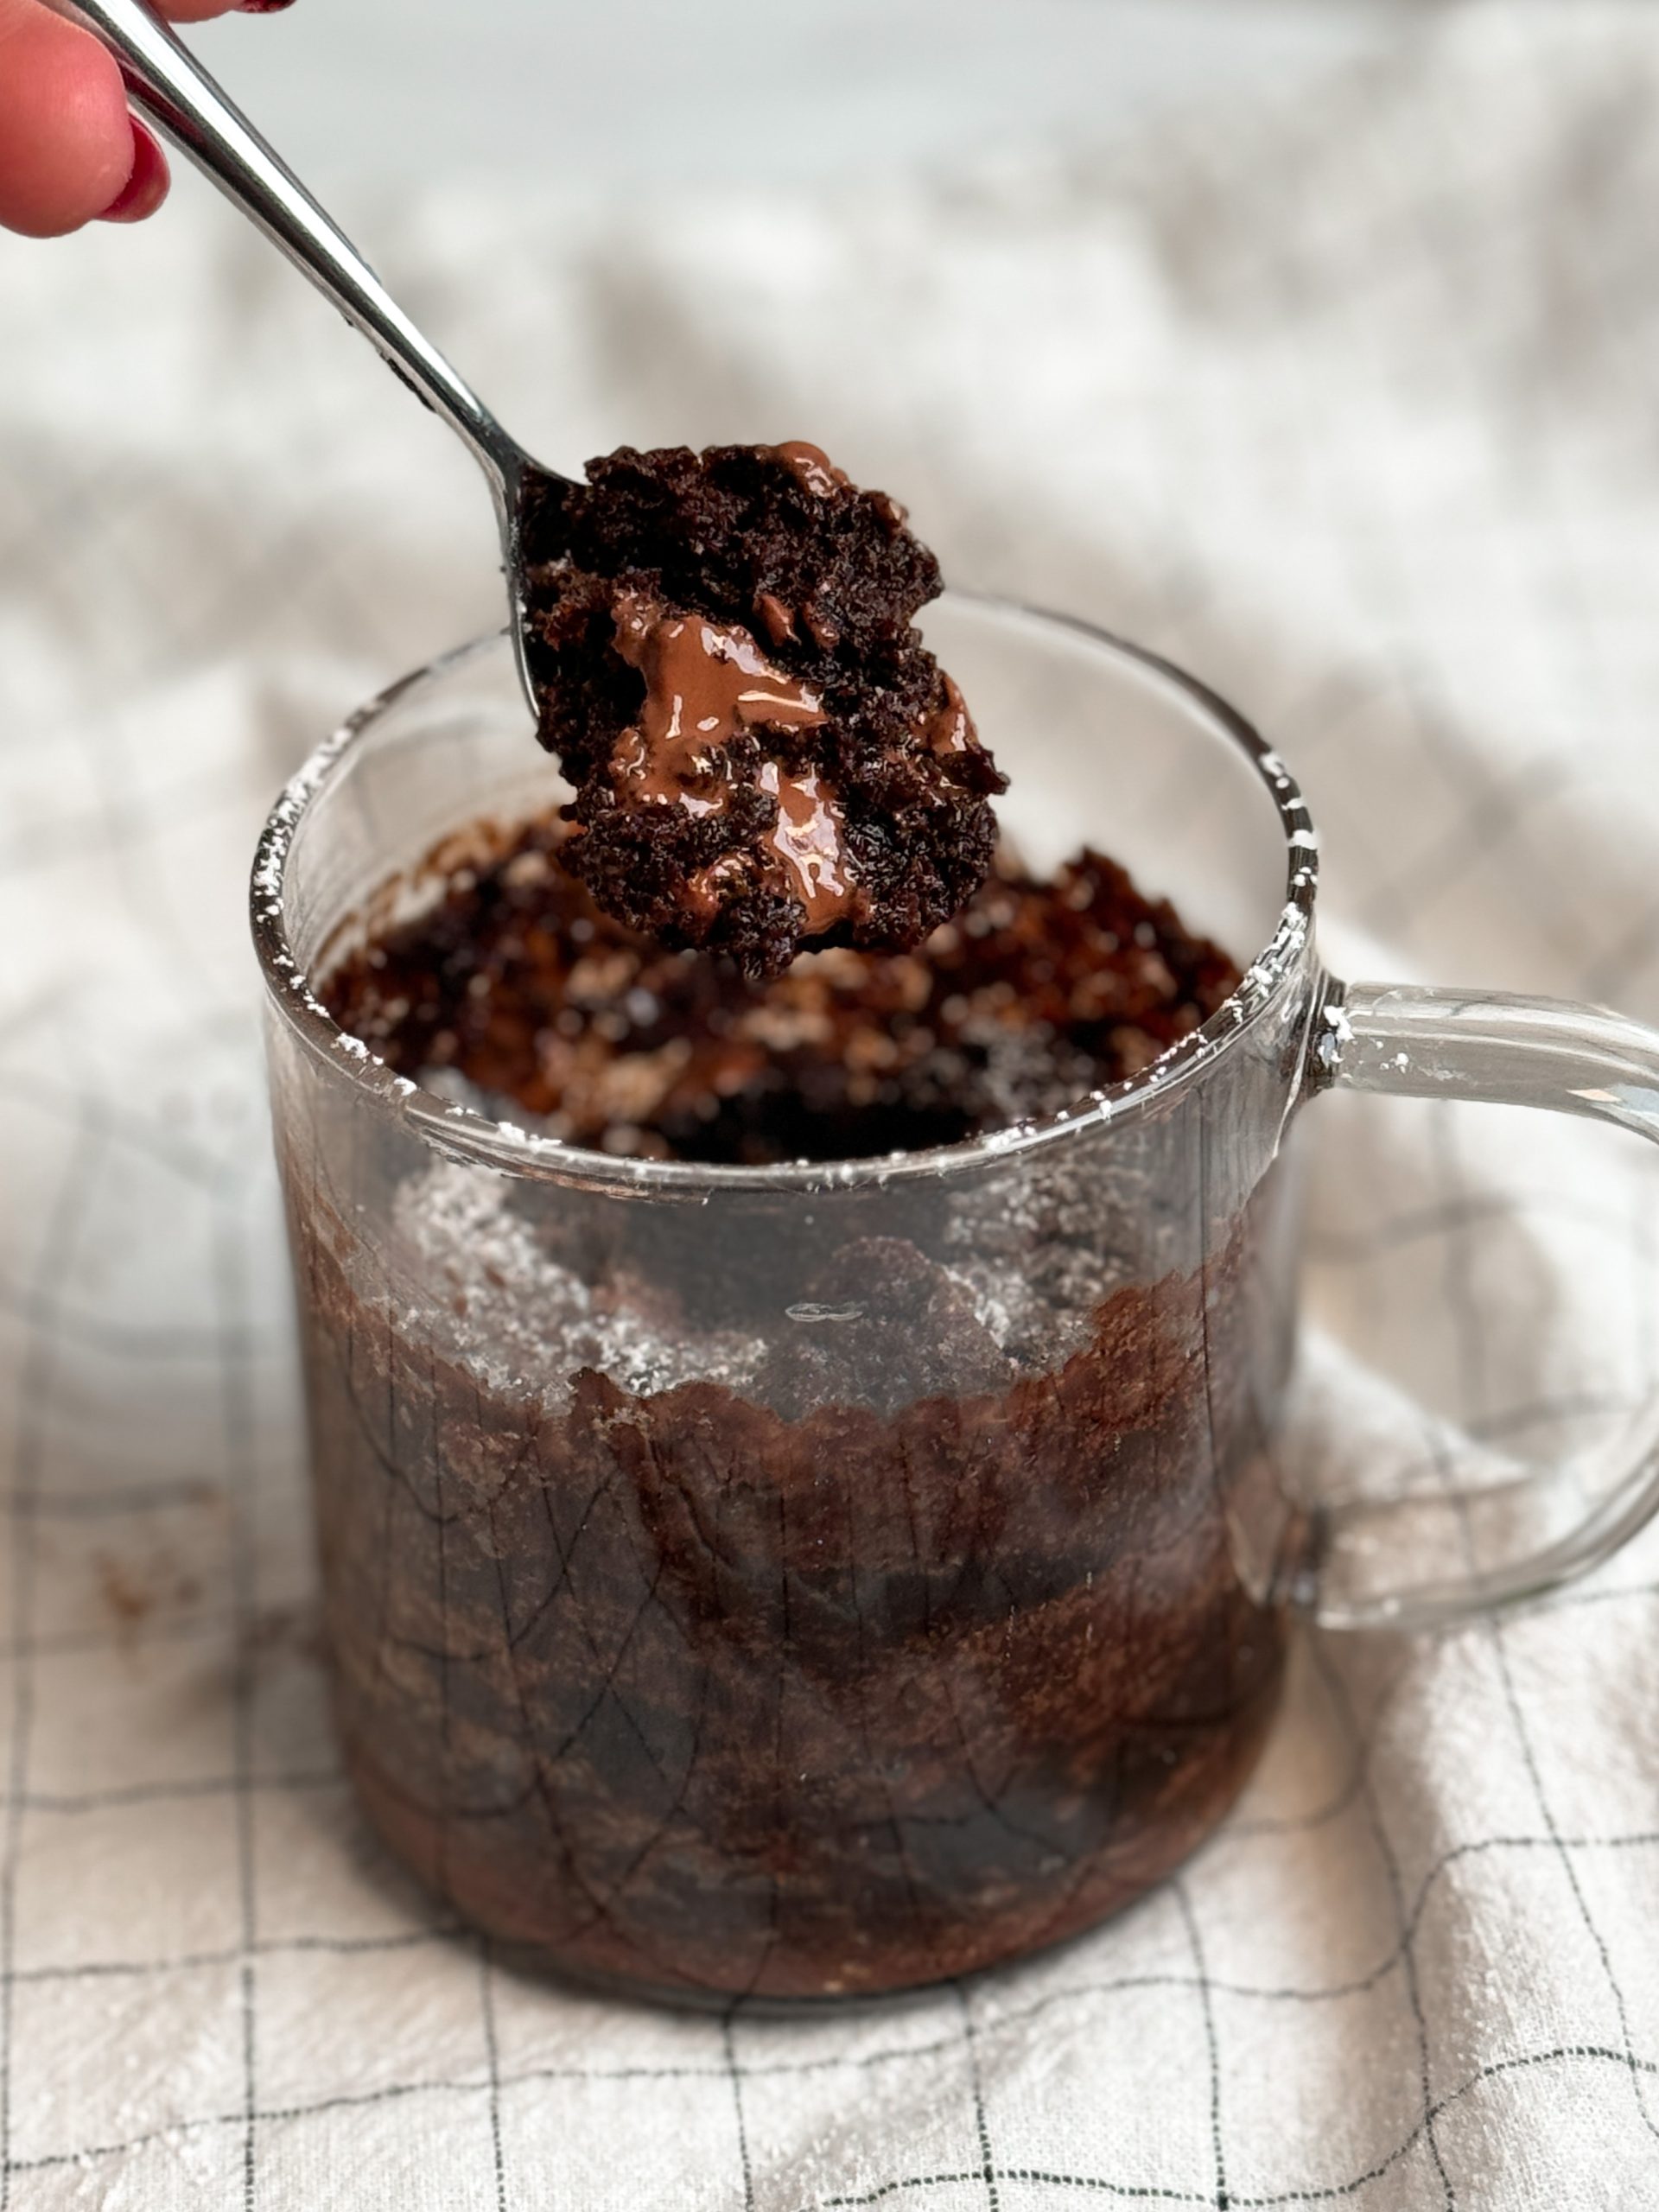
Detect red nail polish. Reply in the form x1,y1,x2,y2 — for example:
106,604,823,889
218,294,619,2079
99,120,170,226
238,1,297,11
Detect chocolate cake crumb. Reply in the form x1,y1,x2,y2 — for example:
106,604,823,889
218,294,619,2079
321,815,1240,1166
519,442,1007,977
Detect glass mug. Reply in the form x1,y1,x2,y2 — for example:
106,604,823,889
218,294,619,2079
253,599,1659,2004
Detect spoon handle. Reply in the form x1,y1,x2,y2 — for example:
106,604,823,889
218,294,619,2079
42,0,529,492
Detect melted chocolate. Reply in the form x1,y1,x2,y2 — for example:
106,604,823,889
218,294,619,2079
765,440,853,499
611,594,829,777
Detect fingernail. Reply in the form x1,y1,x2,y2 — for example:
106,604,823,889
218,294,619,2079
238,1,297,11
98,120,169,225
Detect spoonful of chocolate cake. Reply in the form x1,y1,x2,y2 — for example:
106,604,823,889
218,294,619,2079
521,442,1004,974
50,0,1005,972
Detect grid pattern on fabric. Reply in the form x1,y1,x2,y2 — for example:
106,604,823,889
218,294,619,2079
4,6,1659,2206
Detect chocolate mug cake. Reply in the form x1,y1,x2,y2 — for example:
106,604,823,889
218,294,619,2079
261,456,1312,2001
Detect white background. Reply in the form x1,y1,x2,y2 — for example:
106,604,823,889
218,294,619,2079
186,0,1408,203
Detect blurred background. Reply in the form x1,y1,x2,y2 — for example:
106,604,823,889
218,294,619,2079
182,0,1405,194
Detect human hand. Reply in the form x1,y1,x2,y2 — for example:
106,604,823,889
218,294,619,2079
0,0,293,237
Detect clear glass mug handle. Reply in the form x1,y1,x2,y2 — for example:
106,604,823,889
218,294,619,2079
1298,978,1659,1632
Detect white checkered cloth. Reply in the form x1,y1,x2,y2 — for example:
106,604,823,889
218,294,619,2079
4,3,1659,2204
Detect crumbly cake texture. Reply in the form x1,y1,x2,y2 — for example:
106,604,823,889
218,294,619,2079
321,814,1241,1166
519,442,1007,977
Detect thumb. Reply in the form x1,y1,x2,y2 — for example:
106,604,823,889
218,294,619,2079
0,0,143,236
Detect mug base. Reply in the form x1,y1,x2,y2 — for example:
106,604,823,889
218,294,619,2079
337,1648,1286,2011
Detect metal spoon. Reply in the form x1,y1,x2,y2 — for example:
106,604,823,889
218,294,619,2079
39,0,568,719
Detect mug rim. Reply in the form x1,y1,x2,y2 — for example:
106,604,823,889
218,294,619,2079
250,594,1321,1194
